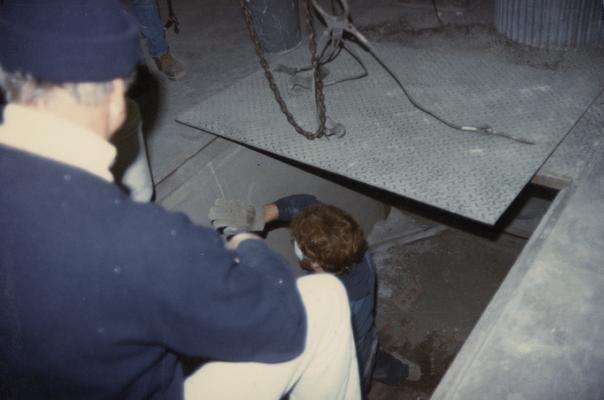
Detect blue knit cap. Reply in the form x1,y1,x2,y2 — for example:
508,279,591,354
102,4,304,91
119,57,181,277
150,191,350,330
0,0,140,83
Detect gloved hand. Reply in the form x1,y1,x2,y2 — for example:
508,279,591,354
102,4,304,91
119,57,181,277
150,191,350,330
274,194,319,221
208,199,266,236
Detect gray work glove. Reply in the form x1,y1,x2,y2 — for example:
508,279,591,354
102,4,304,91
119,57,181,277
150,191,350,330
208,199,266,236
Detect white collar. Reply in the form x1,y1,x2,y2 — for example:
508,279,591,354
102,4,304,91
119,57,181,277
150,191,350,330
0,104,116,182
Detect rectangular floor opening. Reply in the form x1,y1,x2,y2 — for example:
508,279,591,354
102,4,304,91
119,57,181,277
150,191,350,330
366,184,557,399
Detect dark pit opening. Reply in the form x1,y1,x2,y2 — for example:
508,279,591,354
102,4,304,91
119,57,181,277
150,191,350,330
367,184,557,399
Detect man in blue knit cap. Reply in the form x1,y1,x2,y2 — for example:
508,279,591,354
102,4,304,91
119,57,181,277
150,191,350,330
0,1,360,399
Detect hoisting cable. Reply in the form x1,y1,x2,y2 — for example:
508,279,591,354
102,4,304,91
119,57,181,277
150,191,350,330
365,45,535,145
309,0,535,145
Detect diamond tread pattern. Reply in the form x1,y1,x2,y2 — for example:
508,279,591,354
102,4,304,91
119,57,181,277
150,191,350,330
178,42,604,224
538,92,604,182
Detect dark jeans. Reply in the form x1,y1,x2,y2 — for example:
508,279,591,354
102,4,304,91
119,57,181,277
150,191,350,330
131,0,168,57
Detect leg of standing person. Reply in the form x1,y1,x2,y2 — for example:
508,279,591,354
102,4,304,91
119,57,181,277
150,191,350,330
184,274,361,400
130,0,186,80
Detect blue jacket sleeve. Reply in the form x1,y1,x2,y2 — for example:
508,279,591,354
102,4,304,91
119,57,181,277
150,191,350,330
132,209,307,364
274,194,319,221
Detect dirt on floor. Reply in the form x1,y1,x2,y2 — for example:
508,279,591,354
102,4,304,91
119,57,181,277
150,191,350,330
366,210,527,399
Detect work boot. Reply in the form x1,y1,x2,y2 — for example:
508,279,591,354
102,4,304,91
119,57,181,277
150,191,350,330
153,53,186,80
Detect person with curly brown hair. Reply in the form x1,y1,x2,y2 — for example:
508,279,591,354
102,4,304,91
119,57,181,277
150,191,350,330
210,194,422,397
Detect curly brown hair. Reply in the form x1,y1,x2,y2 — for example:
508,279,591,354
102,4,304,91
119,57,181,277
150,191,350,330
290,204,367,274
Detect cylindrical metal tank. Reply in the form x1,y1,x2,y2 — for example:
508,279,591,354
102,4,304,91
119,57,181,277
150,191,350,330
495,0,604,49
246,0,301,53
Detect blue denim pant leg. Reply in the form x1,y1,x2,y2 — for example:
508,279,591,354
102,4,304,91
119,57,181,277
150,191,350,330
131,0,168,58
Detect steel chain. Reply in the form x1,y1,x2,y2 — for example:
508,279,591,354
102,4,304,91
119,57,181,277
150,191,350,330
240,0,332,140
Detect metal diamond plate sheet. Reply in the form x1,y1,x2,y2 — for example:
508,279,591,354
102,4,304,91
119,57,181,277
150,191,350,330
538,92,604,182
178,42,604,224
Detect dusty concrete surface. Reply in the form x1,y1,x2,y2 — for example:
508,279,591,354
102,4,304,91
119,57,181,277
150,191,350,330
135,3,258,183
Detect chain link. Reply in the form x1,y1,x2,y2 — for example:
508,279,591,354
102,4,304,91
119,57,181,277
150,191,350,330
240,0,332,140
